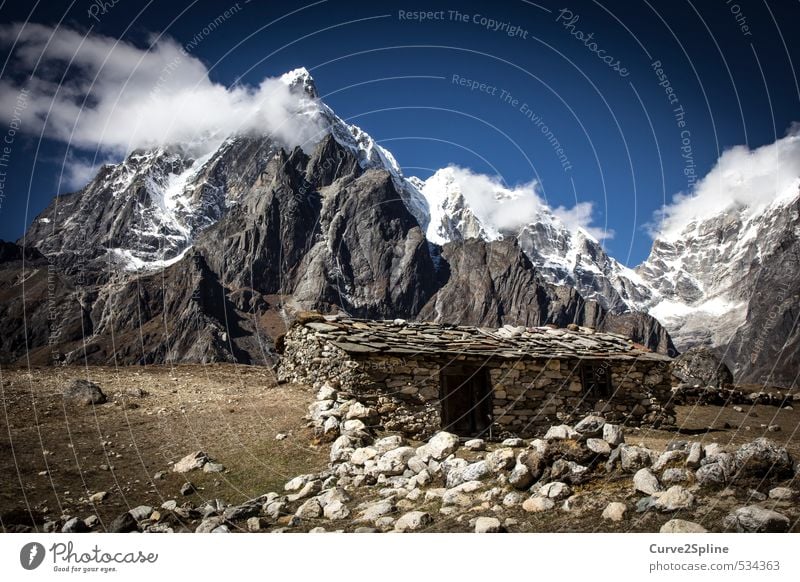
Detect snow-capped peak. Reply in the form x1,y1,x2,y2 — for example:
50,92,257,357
279,67,318,99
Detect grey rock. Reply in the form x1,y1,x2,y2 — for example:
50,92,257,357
63,379,107,406
485,448,516,472
538,481,572,500
586,438,611,456
203,462,226,473
660,519,708,533
522,496,555,512
345,402,377,421
734,438,793,479
316,383,337,401
286,480,322,502
508,463,534,490
653,450,686,472
633,468,661,495
661,468,691,485
173,451,209,473
330,435,361,463
517,450,545,482
109,512,139,533
357,499,396,523
294,498,323,520
61,517,89,533
602,423,625,446
723,506,790,532
83,515,99,529
501,438,525,447
768,486,796,501
474,516,504,533
502,491,526,507
686,442,704,469
670,347,733,388
264,500,288,520
447,460,490,487
129,505,153,522
544,424,579,441
374,435,405,454
416,432,459,461
602,502,627,522
195,517,225,533
550,459,589,484
653,486,694,512
180,482,196,496
695,463,726,488
619,445,653,472
442,481,484,507
465,439,486,451
574,415,606,438
89,491,109,503
323,500,350,520
376,446,416,476
247,517,267,532
394,511,433,532
284,474,315,492
223,500,261,521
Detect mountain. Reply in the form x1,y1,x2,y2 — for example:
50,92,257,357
412,150,800,387
414,166,654,314
0,67,730,368
636,189,800,386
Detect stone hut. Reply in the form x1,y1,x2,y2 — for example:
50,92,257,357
277,314,674,440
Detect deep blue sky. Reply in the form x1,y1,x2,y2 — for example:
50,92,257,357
1,0,798,265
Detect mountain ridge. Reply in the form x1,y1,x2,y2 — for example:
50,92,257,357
7,68,798,385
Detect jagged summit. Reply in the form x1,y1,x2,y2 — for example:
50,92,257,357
280,66,319,99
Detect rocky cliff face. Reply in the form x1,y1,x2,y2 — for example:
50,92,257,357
637,192,800,386
418,238,674,354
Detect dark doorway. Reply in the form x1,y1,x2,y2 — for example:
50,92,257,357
580,361,613,398
440,366,492,437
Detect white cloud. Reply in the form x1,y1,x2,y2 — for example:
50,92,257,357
653,128,800,239
58,151,115,191
0,23,326,158
439,165,612,240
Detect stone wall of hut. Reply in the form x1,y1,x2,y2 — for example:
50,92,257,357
278,324,674,440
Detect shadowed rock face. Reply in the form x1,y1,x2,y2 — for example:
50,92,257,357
3,133,673,366
671,347,734,388
418,238,675,355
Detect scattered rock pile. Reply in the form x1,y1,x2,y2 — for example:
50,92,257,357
46,412,798,533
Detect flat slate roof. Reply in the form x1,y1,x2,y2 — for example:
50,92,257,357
294,315,671,362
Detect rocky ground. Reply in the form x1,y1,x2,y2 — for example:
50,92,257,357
1,366,798,533
0,365,328,532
